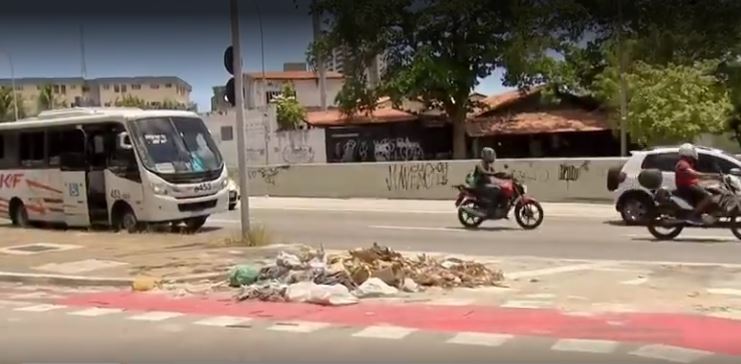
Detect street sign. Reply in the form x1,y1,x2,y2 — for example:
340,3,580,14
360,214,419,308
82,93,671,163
224,46,234,75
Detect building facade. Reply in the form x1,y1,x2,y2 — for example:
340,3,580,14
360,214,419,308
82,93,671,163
0,76,192,116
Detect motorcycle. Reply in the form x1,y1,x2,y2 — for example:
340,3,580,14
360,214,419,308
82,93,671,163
453,167,544,230
641,167,741,240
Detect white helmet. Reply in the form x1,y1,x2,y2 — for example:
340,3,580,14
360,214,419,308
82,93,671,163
678,143,698,160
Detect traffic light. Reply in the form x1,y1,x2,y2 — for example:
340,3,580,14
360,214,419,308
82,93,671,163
224,45,236,106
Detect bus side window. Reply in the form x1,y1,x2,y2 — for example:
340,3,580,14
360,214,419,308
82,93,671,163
19,132,45,167
49,129,85,167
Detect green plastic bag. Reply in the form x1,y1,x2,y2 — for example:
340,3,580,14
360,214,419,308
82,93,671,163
228,264,260,287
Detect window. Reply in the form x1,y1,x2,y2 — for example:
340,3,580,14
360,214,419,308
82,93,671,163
220,126,233,141
37,85,42,90
19,132,45,165
150,84,160,89
61,85,67,94
0,134,5,159
164,83,172,88
697,153,738,174
53,85,60,94
265,91,281,104
121,84,127,93
47,129,85,167
82,85,90,92
641,152,679,172
70,84,77,89
104,102,112,107
114,84,120,93
14,85,22,91
132,84,142,90
103,84,110,90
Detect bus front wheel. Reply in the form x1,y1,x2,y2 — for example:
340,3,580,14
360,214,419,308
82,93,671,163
184,216,208,233
114,205,142,233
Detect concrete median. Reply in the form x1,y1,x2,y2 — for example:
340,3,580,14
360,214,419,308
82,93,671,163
238,158,627,203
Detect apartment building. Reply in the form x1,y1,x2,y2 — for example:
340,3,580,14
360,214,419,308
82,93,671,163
0,76,192,115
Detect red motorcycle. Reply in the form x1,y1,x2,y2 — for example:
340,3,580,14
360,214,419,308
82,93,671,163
454,170,544,230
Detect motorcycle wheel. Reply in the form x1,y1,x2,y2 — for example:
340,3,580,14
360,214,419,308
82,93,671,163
514,200,544,230
729,210,741,240
457,200,485,229
646,214,683,240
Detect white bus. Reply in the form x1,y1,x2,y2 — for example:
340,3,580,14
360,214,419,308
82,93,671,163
0,107,230,232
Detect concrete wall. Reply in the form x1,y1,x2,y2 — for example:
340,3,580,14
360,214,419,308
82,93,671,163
205,106,327,167
244,157,628,202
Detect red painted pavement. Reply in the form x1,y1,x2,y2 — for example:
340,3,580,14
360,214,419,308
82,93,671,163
59,291,741,356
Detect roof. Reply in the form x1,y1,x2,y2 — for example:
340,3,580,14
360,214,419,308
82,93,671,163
475,87,544,117
0,76,192,91
467,109,610,136
0,107,200,131
245,71,344,80
305,107,417,126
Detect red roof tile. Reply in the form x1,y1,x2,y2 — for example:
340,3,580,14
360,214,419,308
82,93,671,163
467,109,610,136
245,71,344,80
476,87,544,116
305,107,418,126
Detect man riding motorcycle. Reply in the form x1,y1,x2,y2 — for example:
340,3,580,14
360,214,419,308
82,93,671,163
675,143,720,224
472,147,510,212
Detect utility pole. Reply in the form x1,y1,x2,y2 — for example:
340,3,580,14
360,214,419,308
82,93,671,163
312,1,327,111
617,0,628,156
229,0,251,234
254,0,269,165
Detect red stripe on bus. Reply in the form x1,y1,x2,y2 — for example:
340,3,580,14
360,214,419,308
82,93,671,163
26,180,63,194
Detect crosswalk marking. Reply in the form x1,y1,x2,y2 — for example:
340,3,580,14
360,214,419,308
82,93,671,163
267,321,330,333
13,304,66,312
193,316,252,327
127,311,183,321
446,332,513,347
351,325,416,339
551,339,619,354
68,307,124,317
630,344,713,363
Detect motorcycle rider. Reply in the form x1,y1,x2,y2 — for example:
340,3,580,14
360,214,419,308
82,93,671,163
675,143,720,223
473,147,507,212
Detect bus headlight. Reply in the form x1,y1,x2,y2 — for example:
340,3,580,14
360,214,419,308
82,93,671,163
152,183,168,195
221,179,229,189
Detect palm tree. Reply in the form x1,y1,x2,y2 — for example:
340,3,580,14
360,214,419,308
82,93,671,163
0,88,24,122
37,84,55,112
115,94,148,108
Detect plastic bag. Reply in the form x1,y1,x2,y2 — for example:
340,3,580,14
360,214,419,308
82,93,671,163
228,264,260,287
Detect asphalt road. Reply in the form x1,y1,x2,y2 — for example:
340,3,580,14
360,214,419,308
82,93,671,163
3,307,737,363
209,200,741,265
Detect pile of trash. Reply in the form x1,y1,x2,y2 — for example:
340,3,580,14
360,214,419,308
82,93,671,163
229,243,504,306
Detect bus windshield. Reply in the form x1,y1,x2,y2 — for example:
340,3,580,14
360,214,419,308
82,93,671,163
129,117,223,174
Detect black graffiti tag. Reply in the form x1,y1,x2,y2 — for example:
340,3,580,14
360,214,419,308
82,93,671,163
385,162,449,191
558,161,590,182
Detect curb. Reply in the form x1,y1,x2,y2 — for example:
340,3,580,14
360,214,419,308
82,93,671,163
0,270,228,288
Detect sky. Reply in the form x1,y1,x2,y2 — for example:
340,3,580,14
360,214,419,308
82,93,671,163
0,0,512,112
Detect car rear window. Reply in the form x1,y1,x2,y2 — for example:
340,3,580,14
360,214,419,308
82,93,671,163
641,152,679,171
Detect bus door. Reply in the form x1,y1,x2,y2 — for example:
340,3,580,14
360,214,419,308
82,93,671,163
59,151,91,227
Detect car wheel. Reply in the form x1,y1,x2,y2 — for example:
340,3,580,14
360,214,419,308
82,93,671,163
620,196,652,225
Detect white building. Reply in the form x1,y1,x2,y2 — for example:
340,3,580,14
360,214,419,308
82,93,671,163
244,71,345,109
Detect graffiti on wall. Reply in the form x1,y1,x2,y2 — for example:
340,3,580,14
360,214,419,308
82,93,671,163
245,147,265,163
374,138,425,161
385,162,449,191
281,145,315,164
248,165,290,185
558,161,590,182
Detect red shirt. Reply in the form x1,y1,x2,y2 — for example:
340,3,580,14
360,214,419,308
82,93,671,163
675,158,700,188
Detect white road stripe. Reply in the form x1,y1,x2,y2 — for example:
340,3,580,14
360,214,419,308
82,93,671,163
127,311,183,321
446,332,513,347
351,325,417,339
524,293,556,299
267,321,330,333
507,262,616,279
551,339,619,354
13,304,66,312
621,277,649,285
501,300,553,309
68,307,123,317
369,225,463,232
707,288,741,296
9,292,65,300
630,344,713,363
193,316,252,327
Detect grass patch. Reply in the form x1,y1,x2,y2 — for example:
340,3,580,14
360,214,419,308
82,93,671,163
222,224,274,247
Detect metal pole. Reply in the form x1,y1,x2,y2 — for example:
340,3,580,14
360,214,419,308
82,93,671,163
230,0,250,234
255,0,269,165
312,1,327,111
617,0,628,156
4,52,19,121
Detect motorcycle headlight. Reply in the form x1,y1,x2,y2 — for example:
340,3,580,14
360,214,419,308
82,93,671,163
152,183,168,195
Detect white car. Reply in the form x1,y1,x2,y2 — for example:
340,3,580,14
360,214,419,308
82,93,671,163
607,145,741,225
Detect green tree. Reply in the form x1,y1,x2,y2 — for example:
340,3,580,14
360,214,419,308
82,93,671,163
272,82,306,130
37,84,56,112
115,94,149,108
308,0,568,158
0,88,25,122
